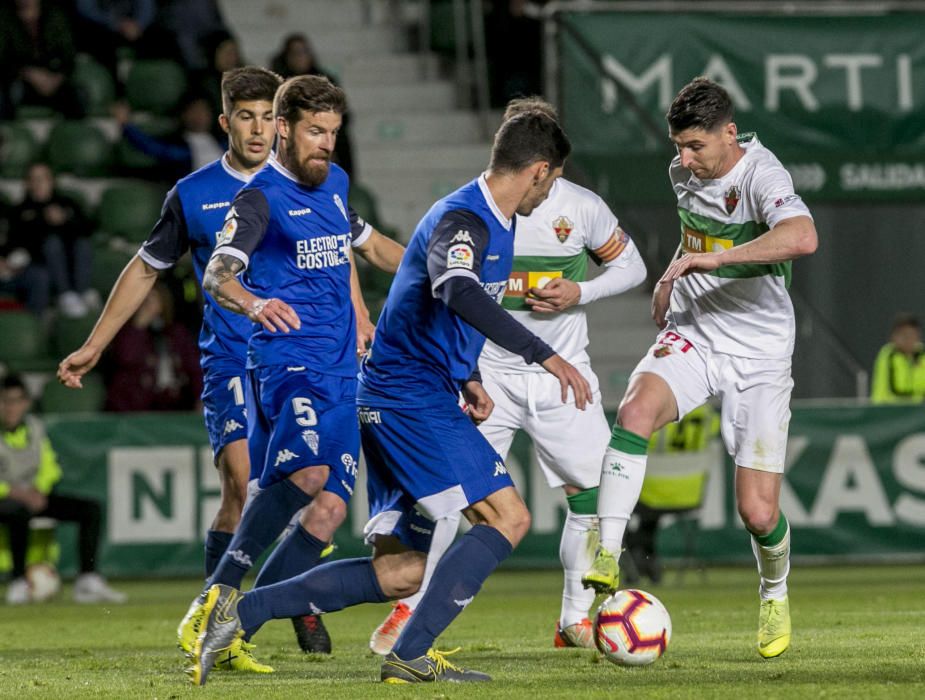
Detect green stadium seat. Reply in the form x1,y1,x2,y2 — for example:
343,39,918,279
115,117,177,172
0,123,39,178
46,121,112,176
0,311,55,372
51,315,98,357
40,374,105,414
126,60,187,115
90,242,132,296
72,55,115,117
14,105,56,119
98,182,165,242
350,181,383,230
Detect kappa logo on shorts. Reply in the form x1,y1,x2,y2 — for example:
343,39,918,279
274,449,300,466
223,419,244,436
493,461,508,476
301,429,320,455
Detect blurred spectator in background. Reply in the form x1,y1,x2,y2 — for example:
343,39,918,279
115,94,224,181
485,0,543,107
270,33,355,177
74,0,157,88
0,374,126,605
0,0,86,119
12,162,97,319
105,283,202,412
150,0,229,71
871,314,925,404
196,30,245,136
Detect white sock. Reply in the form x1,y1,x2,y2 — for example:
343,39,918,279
598,444,647,552
751,525,790,601
401,511,461,610
559,510,598,627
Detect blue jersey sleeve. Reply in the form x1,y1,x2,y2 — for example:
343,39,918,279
212,187,271,269
139,187,188,270
425,209,490,295
349,205,373,247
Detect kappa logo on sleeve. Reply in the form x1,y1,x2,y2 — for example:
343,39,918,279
447,243,474,270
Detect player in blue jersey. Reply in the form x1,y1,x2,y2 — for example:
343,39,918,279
57,69,403,663
189,110,593,686
184,75,404,683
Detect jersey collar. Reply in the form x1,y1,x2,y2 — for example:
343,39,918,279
478,173,512,231
268,152,302,183
221,153,253,183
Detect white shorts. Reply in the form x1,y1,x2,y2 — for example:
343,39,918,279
479,363,610,490
632,330,793,473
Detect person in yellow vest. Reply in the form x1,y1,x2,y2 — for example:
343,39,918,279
0,374,125,604
624,402,719,584
871,314,925,404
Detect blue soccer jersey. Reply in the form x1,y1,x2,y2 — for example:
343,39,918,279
212,155,361,376
359,175,514,403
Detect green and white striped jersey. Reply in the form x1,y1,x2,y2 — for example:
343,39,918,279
669,135,811,360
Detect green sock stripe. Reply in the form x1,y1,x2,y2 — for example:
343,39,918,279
608,426,648,455
754,512,789,547
566,487,599,515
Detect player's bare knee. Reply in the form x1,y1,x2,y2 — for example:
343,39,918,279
301,494,347,541
288,465,330,497
617,398,658,437
497,500,531,546
738,501,779,536
372,550,425,599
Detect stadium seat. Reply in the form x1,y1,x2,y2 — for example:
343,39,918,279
98,182,166,242
51,316,98,357
0,123,39,178
115,117,178,173
39,374,105,414
46,121,112,177
350,181,383,229
72,55,116,117
126,60,187,115
0,311,55,372
429,0,459,55
90,242,133,296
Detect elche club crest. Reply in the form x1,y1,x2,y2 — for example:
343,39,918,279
724,185,741,214
552,216,574,243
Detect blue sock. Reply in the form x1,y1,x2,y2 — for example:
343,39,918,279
392,525,512,660
253,524,327,589
209,479,312,589
238,558,387,638
204,530,234,578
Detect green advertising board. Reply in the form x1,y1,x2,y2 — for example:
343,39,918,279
556,10,925,201
36,404,925,578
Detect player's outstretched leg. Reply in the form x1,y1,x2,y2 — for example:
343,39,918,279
752,513,792,657
370,513,460,655
188,584,245,686
555,493,598,648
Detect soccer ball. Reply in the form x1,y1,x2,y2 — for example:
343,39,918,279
594,589,671,666
26,562,61,602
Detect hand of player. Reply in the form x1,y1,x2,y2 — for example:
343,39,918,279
462,380,494,424
651,281,673,330
57,345,103,388
659,252,723,283
248,297,301,333
9,485,47,514
540,354,592,410
356,312,375,356
525,278,581,313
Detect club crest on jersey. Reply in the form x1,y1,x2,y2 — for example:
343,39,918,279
552,216,574,243
332,193,349,222
653,345,672,358
724,185,741,214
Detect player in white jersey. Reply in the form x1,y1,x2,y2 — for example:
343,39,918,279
582,78,818,660
368,98,646,654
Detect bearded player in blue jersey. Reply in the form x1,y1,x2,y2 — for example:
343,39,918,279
189,110,593,686
57,69,403,665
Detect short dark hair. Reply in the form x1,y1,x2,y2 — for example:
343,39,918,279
503,96,558,123
667,77,734,133
489,112,571,175
892,313,921,333
1,374,27,393
221,66,283,116
274,74,347,125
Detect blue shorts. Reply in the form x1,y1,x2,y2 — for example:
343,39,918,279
359,395,514,552
202,368,248,460
246,364,359,504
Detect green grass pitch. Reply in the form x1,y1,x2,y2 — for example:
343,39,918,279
2,565,924,699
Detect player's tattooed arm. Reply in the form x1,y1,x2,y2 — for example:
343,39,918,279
203,253,301,332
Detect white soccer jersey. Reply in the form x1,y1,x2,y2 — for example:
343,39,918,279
668,135,812,360
480,177,641,372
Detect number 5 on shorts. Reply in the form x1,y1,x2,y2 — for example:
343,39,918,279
293,397,318,426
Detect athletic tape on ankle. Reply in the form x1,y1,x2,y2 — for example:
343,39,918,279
566,487,599,515
608,426,648,455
